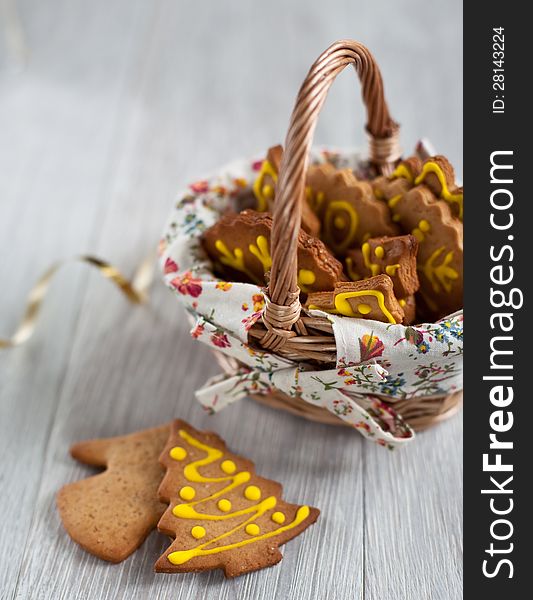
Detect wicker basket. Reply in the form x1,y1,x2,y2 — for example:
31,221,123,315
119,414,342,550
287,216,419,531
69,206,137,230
208,40,462,432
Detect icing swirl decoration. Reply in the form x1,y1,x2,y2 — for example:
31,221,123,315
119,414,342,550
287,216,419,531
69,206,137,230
166,430,312,566
323,200,359,253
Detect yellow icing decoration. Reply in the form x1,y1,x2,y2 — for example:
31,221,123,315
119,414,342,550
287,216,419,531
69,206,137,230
174,495,274,521
349,245,399,282
297,269,316,293
374,188,384,200
334,290,396,324
248,235,272,273
392,214,401,222
385,264,400,276
176,430,251,506
244,485,261,501
415,161,463,220
412,219,431,243
167,430,312,566
334,215,346,229
215,240,245,270
324,200,359,252
191,526,206,539
362,242,381,277
399,299,406,307
169,446,187,461
253,159,278,212
345,257,361,282
245,524,260,536
422,246,459,293
357,304,372,315
262,184,274,199
215,240,260,283
221,460,237,475
272,512,286,524
167,505,311,566
218,499,232,512
392,163,414,183
179,486,196,501
388,194,403,209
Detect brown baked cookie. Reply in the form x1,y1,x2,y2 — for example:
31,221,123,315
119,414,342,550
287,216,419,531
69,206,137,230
202,209,344,292
306,162,399,255
305,275,404,324
57,424,170,563
398,295,417,325
253,145,320,236
155,420,319,578
253,145,282,212
374,155,463,222
345,234,419,299
372,156,421,207
390,185,463,319
414,156,463,220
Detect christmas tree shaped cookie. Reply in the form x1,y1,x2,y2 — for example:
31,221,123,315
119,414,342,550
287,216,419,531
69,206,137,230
155,420,320,577
57,424,170,562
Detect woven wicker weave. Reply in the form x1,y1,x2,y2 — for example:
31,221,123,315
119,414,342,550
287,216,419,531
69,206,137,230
218,40,462,431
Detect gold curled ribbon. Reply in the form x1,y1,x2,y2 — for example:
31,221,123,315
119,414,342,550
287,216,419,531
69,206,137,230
0,254,155,349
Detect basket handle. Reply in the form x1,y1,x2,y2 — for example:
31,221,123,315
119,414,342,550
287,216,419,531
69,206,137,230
260,40,400,352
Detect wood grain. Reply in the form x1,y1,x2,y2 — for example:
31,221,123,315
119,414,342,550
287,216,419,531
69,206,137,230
0,0,462,598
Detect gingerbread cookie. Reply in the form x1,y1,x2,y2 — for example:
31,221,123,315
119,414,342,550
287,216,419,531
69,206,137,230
305,275,404,324
371,155,463,319
414,156,463,220
253,145,282,212
202,209,344,292
398,295,416,325
345,234,419,299
253,145,320,236
155,420,320,578
390,185,463,319
374,155,463,221
306,162,399,255
57,424,170,563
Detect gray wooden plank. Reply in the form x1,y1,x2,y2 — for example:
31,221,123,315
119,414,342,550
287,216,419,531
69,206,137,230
364,414,463,600
0,0,158,596
2,0,462,598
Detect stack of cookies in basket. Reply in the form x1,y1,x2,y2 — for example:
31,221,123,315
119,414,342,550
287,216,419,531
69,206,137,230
57,419,319,577
202,146,463,324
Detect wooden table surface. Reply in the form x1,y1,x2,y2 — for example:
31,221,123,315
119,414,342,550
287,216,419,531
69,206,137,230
0,1,462,598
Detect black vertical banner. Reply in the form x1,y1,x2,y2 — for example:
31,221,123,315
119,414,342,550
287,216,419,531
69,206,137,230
464,2,531,597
